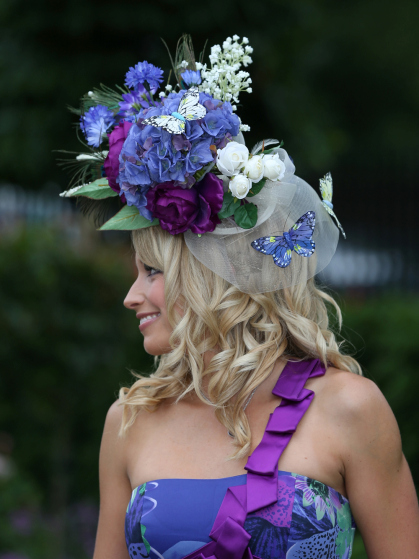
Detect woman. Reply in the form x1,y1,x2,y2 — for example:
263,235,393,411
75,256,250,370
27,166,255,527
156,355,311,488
59,35,419,559
91,226,419,559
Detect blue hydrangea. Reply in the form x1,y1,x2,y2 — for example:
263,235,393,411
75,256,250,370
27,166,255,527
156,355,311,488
80,105,116,147
125,61,164,92
118,90,240,219
181,70,202,87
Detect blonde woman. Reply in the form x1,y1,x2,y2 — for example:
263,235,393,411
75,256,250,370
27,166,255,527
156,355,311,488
92,227,419,559
60,34,419,559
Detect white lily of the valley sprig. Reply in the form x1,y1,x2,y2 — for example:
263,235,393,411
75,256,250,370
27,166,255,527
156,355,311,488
198,35,253,131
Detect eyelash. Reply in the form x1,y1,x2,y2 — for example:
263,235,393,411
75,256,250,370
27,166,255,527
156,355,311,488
144,264,161,277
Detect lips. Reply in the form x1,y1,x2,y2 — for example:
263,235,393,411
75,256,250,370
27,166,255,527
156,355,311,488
137,312,161,331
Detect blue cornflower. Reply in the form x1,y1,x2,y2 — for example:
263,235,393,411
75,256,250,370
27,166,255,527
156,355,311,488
80,105,115,147
118,90,155,118
125,61,164,92
181,70,202,87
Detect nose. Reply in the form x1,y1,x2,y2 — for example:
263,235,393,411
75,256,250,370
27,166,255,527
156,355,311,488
123,277,145,310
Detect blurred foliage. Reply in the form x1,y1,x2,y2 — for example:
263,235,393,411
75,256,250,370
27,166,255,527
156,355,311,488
1,0,418,556
342,294,419,486
0,471,59,558
340,294,419,558
0,227,153,555
0,229,418,557
1,0,419,194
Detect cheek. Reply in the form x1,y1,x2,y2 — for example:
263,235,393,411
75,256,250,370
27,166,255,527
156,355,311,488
150,277,167,311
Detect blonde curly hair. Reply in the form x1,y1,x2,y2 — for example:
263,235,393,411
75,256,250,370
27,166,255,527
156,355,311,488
119,226,361,459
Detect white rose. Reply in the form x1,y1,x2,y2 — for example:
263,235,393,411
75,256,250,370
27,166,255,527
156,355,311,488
229,174,252,199
243,155,264,183
263,153,286,181
216,142,249,177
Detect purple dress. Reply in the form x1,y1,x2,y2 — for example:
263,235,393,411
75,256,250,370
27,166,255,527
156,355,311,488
125,360,356,559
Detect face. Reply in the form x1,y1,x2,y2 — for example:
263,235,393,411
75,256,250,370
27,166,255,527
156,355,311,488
123,256,173,355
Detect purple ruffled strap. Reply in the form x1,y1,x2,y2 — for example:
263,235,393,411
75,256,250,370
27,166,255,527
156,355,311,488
182,359,325,559
246,359,325,512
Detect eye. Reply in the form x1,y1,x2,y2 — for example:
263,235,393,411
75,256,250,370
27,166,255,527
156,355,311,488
144,264,162,277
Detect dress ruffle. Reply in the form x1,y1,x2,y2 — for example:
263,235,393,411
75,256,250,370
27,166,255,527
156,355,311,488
182,359,326,559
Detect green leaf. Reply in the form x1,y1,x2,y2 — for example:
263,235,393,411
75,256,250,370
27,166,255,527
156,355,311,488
70,178,118,200
233,202,258,229
247,178,266,197
335,529,352,558
336,503,352,531
100,205,159,231
218,191,238,219
141,524,151,555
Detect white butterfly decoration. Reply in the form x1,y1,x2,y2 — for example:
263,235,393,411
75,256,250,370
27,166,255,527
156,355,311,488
142,86,206,134
319,172,346,239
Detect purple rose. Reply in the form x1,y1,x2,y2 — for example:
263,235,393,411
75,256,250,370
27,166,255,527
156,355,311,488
146,173,224,235
104,121,133,193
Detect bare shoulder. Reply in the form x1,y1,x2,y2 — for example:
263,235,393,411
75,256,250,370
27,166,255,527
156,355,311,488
94,400,132,559
106,398,124,427
100,399,131,470
314,368,402,461
321,368,396,425
317,371,419,556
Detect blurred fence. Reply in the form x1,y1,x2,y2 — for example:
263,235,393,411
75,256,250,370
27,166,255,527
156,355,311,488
1,183,417,292
0,184,81,241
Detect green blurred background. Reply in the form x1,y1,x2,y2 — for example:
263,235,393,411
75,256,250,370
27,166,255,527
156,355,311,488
1,0,418,557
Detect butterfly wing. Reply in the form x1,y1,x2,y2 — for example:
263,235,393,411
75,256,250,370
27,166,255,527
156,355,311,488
319,172,333,204
251,235,293,268
289,211,316,257
319,173,346,238
142,115,185,134
321,203,346,239
178,87,206,121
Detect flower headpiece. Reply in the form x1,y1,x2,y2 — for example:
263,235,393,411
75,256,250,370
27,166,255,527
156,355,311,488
59,34,345,293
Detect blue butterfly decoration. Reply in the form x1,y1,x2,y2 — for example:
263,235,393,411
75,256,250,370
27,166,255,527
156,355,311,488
251,211,316,268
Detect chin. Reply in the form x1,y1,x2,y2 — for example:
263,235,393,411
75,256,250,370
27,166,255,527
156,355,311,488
142,338,172,356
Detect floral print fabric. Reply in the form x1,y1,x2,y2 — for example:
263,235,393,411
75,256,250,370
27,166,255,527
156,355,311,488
125,471,355,559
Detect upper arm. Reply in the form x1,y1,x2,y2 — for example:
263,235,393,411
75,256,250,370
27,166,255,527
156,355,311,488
338,376,419,558
93,400,132,559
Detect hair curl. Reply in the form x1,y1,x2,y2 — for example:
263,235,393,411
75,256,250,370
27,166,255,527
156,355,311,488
119,226,361,459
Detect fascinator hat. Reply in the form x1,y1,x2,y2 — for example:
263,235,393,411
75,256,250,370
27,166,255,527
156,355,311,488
59,34,345,294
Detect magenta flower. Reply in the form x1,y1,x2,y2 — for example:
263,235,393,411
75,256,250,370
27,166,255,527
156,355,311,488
103,121,133,198
145,173,224,235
